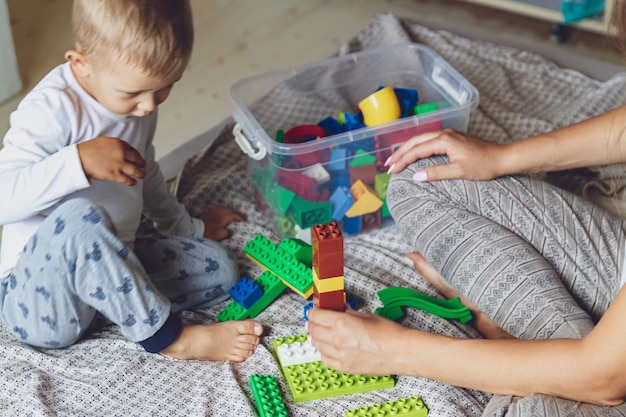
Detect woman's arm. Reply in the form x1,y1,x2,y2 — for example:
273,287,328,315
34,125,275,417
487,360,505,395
386,104,626,181
307,285,626,405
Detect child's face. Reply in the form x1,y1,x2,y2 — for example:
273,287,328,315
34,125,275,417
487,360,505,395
75,57,183,119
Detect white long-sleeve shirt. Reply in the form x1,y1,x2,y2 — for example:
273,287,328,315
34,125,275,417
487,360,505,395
0,62,203,278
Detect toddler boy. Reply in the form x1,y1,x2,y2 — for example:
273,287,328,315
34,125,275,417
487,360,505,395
0,0,263,361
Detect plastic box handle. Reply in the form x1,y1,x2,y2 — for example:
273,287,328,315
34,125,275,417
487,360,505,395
233,123,267,160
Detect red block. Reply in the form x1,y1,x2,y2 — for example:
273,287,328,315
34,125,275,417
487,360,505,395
311,222,343,253
314,287,345,311
375,115,442,169
276,169,319,201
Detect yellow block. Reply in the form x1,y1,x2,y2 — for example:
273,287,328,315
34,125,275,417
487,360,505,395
313,269,344,293
346,180,383,217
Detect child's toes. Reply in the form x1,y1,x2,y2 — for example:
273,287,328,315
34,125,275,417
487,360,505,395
236,320,263,336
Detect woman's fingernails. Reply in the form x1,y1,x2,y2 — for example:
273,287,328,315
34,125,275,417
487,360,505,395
386,163,396,174
412,171,428,182
384,156,393,167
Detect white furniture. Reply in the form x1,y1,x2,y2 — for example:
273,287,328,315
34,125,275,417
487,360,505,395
0,0,21,103
457,0,615,34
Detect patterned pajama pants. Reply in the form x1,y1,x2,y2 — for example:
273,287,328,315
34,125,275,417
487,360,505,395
386,156,626,340
0,198,238,349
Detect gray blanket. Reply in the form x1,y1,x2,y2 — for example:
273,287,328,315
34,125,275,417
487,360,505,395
3,12,626,417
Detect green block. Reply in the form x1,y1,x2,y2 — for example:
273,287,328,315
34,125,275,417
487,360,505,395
375,172,391,200
375,287,472,323
249,374,288,417
349,149,377,167
279,238,312,267
344,396,428,417
275,334,394,402
217,301,250,322
247,271,287,318
291,198,332,229
414,102,438,115
244,234,313,298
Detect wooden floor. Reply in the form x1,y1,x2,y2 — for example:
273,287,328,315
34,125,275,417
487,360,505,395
1,0,623,160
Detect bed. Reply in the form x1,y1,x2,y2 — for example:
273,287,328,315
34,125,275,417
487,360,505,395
3,13,626,416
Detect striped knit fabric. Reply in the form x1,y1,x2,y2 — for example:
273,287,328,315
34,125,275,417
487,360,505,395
387,155,626,340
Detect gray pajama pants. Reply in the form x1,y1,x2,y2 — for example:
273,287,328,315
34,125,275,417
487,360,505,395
0,198,238,351
386,156,626,341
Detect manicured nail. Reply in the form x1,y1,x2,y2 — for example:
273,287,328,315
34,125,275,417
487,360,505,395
412,171,428,182
386,163,396,174
384,155,393,167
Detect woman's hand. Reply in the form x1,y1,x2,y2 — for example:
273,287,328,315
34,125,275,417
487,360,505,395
385,129,506,181
307,307,411,376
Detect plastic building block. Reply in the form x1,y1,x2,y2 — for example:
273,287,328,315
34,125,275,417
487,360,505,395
249,374,288,417
317,116,343,136
314,287,345,311
312,270,344,292
279,237,312,267
346,181,383,217
277,170,319,201
360,210,381,232
303,302,314,321
229,277,263,309
275,215,296,237
247,270,288,318
330,186,354,221
349,149,377,167
217,300,250,322
244,234,313,298
327,148,349,172
303,163,330,185
375,287,472,323
374,172,391,200
359,86,400,127
395,87,419,118
218,271,288,321
344,396,428,417
312,222,343,252
414,102,437,115
291,198,332,230
273,334,394,402
312,222,344,279
274,335,321,366
349,164,377,186
284,124,325,144
342,215,361,234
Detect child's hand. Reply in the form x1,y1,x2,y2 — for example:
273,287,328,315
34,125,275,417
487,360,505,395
77,137,147,186
199,205,246,241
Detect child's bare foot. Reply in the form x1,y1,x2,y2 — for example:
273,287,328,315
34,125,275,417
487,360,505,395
405,252,514,340
160,320,263,362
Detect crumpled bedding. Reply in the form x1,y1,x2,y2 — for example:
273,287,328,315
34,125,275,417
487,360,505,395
3,12,626,417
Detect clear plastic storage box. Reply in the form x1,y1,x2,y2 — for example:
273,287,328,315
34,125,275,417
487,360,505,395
230,42,479,239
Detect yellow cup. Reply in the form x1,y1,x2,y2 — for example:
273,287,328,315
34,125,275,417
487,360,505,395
358,86,401,127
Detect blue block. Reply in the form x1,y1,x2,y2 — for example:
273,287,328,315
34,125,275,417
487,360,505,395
330,174,351,191
394,87,419,118
326,148,348,173
229,277,263,309
329,186,353,221
317,116,343,136
342,216,361,234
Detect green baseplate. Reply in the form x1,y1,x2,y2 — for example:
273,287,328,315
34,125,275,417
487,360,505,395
273,334,395,402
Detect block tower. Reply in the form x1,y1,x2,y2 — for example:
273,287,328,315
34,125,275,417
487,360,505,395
312,222,345,311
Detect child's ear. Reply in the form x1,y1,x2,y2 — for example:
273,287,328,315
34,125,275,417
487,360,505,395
64,50,92,78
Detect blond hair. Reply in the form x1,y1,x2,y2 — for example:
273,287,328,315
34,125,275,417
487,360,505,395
71,0,194,79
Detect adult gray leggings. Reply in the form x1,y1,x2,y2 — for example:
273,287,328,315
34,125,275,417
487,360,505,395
386,155,626,340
